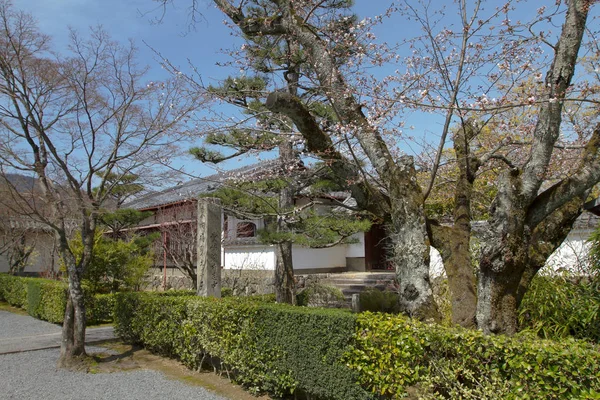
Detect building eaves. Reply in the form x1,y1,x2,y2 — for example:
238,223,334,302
124,160,283,210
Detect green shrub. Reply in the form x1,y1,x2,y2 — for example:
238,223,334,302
296,283,345,308
113,292,371,399
346,312,600,399
27,279,67,323
156,289,196,296
66,231,154,293
518,275,600,343
248,305,369,399
87,293,115,325
358,288,400,313
0,273,30,308
1,274,114,325
26,280,41,314
112,292,600,400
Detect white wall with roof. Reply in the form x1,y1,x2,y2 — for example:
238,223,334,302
545,226,594,274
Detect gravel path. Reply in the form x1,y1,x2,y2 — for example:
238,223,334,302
0,348,227,400
0,311,228,400
0,310,61,339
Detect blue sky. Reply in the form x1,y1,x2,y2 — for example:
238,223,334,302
14,0,396,180
16,1,237,84
13,1,588,183
15,0,393,85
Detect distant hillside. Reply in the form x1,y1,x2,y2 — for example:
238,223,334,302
1,173,36,192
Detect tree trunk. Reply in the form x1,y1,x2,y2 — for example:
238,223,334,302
388,157,440,321
476,261,522,335
428,122,479,328
57,279,87,367
56,233,87,368
429,222,477,328
274,143,297,305
475,0,591,335
275,240,295,304
273,54,299,305
475,171,528,335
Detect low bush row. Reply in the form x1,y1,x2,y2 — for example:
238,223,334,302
0,273,30,308
114,292,600,399
114,292,369,399
0,274,113,325
348,312,600,399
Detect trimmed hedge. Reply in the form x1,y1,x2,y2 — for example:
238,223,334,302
0,274,31,307
347,312,600,399
27,279,67,323
114,292,371,399
87,294,115,325
114,292,600,400
0,274,114,325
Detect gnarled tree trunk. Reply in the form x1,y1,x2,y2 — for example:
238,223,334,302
429,122,480,327
476,0,592,334
429,222,477,327
387,157,439,320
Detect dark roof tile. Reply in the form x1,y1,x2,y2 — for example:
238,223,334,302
124,160,282,210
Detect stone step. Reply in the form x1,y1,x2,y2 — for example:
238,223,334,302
331,283,390,291
297,272,397,308
321,278,394,285
333,272,395,279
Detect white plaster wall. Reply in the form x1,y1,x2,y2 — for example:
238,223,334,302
292,245,347,270
219,225,595,275
223,245,276,270
428,227,595,278
545,227,593,274
429,247,445,277
345,232,365,258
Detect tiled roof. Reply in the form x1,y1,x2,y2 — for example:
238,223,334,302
124,160,284,210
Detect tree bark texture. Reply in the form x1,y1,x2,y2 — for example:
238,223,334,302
57,232,87,367
428,123,479,327
429,223,477,327
274,140,297,305
275,240,296,304
387,157,440,321
476,0,592,334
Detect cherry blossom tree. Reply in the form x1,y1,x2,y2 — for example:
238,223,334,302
158,0,599,332
210,0,600,333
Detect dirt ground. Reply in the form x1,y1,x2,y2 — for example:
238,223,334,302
89,341,272,400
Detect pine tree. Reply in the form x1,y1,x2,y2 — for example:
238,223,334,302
192,1,370,304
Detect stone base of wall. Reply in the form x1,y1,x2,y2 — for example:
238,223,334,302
222,269,274,296
346,257,366,272
144,273,194,291
293,266,347,275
